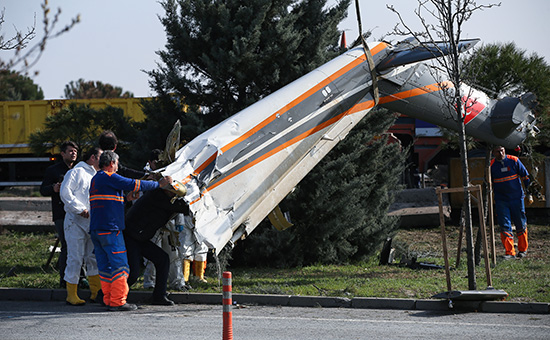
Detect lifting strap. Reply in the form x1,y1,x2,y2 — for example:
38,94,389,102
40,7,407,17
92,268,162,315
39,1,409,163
354,0,379,106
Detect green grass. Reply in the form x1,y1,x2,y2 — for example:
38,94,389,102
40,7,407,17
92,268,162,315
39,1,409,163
1,225,549,302
0,232,60,288
225,257,549,302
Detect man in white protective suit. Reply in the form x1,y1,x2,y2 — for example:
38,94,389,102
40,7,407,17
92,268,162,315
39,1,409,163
164,219,189,290
60,147,103,305
142,220,189,291
144,213,210,289
178,213,209,284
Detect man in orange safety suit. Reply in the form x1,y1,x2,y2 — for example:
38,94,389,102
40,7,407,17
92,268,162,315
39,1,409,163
490,146,531,260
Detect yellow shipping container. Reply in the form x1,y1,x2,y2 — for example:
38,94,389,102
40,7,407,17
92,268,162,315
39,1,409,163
0,98,147,186
0,98,147,156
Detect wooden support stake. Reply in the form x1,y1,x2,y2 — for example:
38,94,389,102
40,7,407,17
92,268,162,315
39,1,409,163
45,237,60,268
436,185,494,292
486,169,497,265
436,188,452,292
456,218,464,268
474,185,493,287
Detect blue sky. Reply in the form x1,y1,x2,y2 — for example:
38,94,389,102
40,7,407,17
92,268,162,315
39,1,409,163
1,0,549,99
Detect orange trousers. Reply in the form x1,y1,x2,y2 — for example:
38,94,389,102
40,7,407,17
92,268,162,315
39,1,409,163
500,229,528,256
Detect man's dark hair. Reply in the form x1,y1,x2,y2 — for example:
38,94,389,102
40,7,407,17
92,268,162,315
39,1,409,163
149,149,162,162
83,147,102,162
60,141,78,153
99,150,119,169
99,130,118,151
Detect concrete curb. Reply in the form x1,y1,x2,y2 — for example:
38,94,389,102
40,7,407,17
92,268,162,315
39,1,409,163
1,287,547,314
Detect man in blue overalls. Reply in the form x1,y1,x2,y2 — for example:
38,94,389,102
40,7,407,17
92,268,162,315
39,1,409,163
490,146,530,260
89,150,172,311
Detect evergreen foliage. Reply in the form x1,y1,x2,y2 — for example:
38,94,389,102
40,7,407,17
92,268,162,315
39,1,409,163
0,69,44,101
28,103,137,162
139,0,407,265
230,109,406,267
156,0,348,119
63,78,134,99
465,42,550,107
131,0,350,162
464,42,550,150
129,95,208,163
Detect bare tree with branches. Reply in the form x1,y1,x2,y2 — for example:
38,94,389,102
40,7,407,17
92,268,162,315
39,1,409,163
0,0,80,75
388,0,500,290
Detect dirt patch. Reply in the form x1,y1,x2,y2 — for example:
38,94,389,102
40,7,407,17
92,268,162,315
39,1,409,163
394,223,550,261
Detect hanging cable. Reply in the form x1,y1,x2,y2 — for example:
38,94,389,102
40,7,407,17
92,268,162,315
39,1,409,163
354,0,379,106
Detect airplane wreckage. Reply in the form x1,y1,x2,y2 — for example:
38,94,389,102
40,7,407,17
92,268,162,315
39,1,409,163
157,38,538,254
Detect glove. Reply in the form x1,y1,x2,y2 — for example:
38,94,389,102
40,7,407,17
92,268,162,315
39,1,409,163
527,181,544,201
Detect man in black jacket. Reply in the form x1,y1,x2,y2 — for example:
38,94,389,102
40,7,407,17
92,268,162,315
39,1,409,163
40,141,78,287
98,130,145,179
124,187,189,305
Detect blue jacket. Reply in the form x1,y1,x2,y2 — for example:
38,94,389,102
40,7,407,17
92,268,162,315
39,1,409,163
89,171,159,232
490,155,530,201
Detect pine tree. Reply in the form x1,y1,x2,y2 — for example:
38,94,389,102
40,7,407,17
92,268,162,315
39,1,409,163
139,0,407,265
131,0,350,161
0,69,44,101
63,79,134,99
231,108,406,267
464,42,550,149
28,103,137,162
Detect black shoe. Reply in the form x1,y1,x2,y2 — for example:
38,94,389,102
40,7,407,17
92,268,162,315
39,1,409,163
517,251,527,258
173,283,192,292
79,277,89,289
502,254,516,260
90,290,105,305
151,295,175,306
108,303,138,311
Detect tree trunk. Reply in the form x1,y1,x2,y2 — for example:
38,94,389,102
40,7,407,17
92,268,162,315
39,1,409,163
476,147,493,266
474,224,482,266
458,122,477,290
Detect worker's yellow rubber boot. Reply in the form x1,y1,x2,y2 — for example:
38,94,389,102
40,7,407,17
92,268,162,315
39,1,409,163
66,282,86,306
183,259,191,282
195,261,208,283
88,275,101,301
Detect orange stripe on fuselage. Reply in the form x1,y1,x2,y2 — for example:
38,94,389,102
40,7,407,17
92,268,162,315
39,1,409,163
183,43,388,187
219,43,388,155
205,101,377,193
379,81,453,105
181,152,218,185
192,80,448,204
220,56,370,154
345,81,451,116
187,43,430,202
204,78,449,194
187,101,377,206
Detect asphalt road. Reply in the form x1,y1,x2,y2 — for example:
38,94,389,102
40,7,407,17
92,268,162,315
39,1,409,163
1,300,549,340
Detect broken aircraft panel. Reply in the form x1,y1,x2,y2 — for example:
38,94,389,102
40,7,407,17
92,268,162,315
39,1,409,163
161,38,538,254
